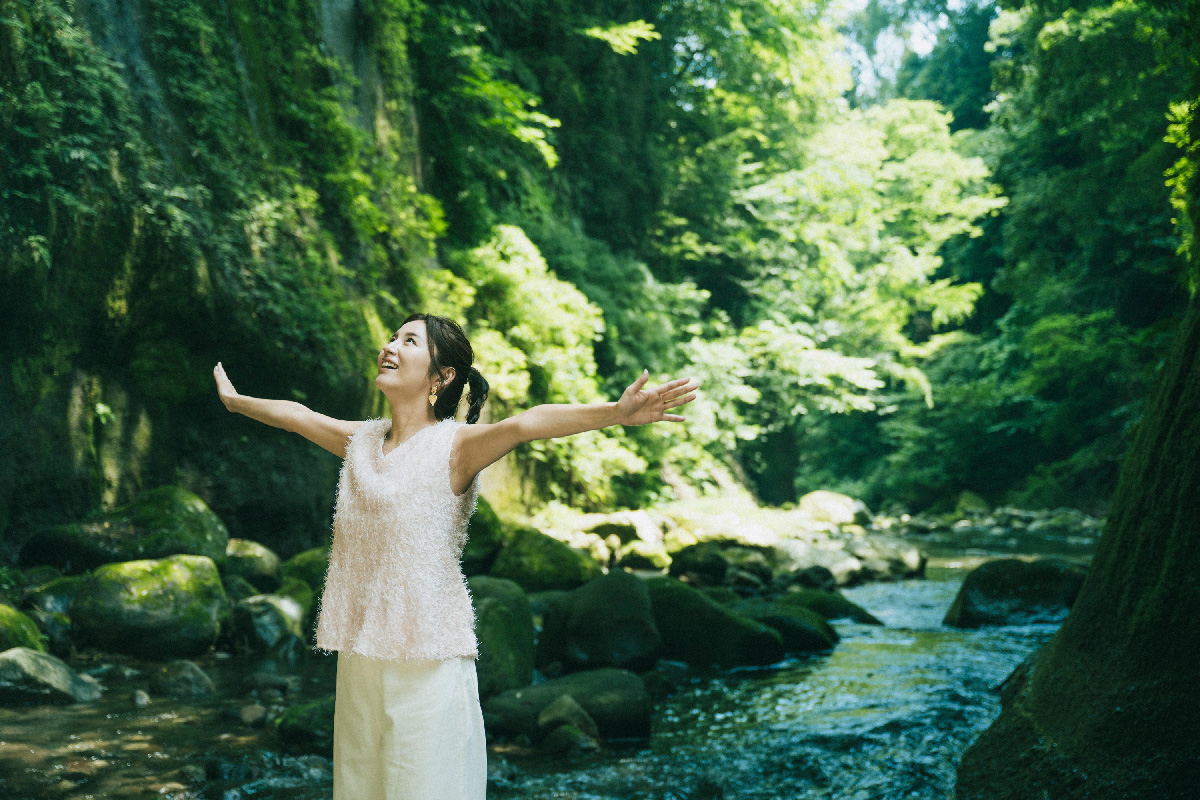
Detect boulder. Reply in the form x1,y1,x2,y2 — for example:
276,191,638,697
25,609,72,657
222,574,260,603
777,589,883,625
535,570,663,674
223,539,282,592
536,693,600,740
463,496,506,576
580,510,664,546
277,577,315,628
229,595,305,652
70,555,230,659
538,723,601,754
796,490,873,525
644,577,785,667
0,604,46,652
22,575,82,616
0,647,102,704
467,576,535,699
148,660,215,699
487,527,603,592
728,599,838,654
616,540,671,571
483,668,651,739
944,558,1087,628
20,486,229,573
843,536,925,581
667,541,729,585
769,539,864,586
281,547,330,597
275,693,336,756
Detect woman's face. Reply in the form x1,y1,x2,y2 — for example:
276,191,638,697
375,320,434,395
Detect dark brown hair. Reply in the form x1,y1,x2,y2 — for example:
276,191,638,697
401,313,490,423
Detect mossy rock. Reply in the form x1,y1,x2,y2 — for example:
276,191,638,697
463,496,506,576
955,491,991,516
778,589,883,625
0,604,47,652
281,547,330,597
222,574,260,604
487,527,603,592
71,555,230,659
797,490,872,525
277,577,315,627
944,558,1087,628
483,668,652,739
535,570,663,674
275,693,336,756
22,575,83,616
667,541,729,585
644,576,785,667
20,486,229,574
729,599,839,654
229,595,305,652
223,539,282,592
468,576,535,700
616,539,671,571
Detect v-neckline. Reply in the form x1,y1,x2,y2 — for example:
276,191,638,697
379,419,442,459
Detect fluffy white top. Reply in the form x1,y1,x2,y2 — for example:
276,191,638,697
313,417,480,661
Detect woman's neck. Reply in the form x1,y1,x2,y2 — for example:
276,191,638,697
384,399,438,446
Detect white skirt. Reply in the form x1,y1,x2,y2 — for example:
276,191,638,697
332,652,487,800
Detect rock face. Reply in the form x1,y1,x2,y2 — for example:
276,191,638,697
483,668,652,739
535,570,663,674
943,558,1086,628
70,555,231,659
956,293,1200,799
0,647,102,705
468,576,535,700
644,576,785,667
20,486,229,573
487,527,603,592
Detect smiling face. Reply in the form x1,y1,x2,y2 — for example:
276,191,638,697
375,320,436,397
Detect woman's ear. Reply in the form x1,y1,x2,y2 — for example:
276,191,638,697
439,367,456,388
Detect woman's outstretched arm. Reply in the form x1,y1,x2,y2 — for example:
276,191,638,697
214,363,361,458
450,369,699,495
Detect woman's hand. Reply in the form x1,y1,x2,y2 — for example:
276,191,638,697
614,370,699,426
213,362,240,412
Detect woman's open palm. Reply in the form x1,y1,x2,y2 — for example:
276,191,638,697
615,370,700,426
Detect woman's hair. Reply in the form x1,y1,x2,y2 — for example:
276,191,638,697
401,313,490,424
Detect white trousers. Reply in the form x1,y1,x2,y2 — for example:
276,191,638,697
332,652,487,800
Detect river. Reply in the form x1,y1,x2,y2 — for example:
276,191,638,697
0,565,1068,800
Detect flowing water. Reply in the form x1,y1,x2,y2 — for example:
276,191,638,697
0,565,1066,800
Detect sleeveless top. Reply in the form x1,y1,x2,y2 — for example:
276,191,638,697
312,417,481,661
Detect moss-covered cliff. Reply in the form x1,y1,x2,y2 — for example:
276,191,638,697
2,0,439,552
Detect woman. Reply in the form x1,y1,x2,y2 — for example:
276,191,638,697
213,312,699,800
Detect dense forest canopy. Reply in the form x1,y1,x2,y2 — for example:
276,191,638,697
1,0,1196,546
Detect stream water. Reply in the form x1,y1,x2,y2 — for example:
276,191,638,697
0,562,1070,800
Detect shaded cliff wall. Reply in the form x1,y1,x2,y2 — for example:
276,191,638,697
1,0,435,556
955,12,1200,787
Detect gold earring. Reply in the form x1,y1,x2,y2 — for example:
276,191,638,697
429,386,438,407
